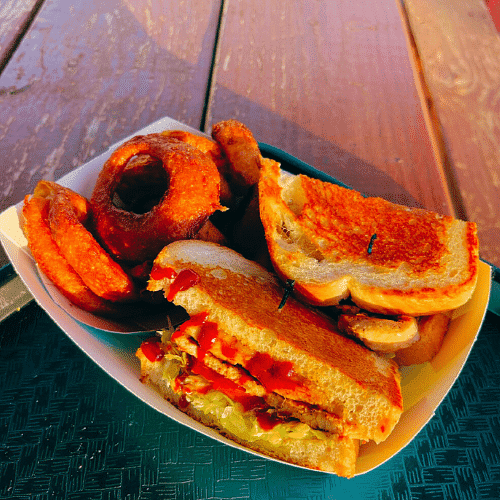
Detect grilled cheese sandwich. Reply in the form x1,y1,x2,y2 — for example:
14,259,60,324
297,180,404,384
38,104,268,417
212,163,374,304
137,240,404,476
259,158,479,316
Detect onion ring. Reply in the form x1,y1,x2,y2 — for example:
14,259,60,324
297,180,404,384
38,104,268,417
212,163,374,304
160,130,235,207
22,189,136,317
160,130,228,171
90,133,224,262
116,131,234,210
115,155,169,213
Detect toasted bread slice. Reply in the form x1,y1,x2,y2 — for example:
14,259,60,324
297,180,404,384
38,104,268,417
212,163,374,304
259,159,479,316
147,240,403,444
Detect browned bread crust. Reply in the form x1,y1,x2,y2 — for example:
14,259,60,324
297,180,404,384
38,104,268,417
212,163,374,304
259,159,479,316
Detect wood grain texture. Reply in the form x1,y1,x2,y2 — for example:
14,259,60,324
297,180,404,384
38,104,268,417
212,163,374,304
403,0,500,267
0,0,40,63
0,0,221,266
208,0,451,215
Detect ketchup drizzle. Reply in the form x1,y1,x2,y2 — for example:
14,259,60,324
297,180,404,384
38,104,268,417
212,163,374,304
166,269,200,301
197,322,219,361
190,359,265,412
140,337,164,362
171,312,209,343
170,311,219,362
255,410,282,430
149,266,201,302
246,352,300,392
150,265,177,280
220,343,238,361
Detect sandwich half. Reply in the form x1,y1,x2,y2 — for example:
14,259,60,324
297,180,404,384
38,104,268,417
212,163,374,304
259,158,479,316
138,240,403,476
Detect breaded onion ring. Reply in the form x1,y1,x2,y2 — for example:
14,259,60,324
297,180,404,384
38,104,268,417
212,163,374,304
116,131,234,210
22,192,136,318
91,133,224,262
161,130,234,207
115,154,170,213
160,130,228,171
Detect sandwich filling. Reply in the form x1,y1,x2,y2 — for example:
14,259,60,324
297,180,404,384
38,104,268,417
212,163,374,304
157,308,354,431
138,331,338,444
137,328,360,477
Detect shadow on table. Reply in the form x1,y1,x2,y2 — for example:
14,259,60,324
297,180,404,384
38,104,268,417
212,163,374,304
209,87,425,210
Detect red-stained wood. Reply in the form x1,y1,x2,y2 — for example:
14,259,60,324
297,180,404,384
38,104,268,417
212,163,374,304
403,0,500,267
0,0,41,65
0,0,221,266
208,0,452,216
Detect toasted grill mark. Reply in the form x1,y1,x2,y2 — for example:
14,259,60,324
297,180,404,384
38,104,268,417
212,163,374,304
297,176,450,273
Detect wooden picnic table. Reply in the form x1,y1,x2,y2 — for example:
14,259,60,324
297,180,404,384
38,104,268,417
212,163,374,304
0,1,499,498
1,0,499,268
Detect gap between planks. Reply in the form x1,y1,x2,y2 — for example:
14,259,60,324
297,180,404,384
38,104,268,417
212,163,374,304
0,0,45,77
200,0,228,134
395,0,465,220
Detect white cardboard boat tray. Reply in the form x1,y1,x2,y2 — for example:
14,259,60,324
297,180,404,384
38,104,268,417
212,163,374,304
0,116,491,475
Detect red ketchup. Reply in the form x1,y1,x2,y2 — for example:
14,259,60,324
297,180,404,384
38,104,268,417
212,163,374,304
246,352,300,392
255,411,282,430
190,360,265,412
171,311,219,362
150,265,177,280
220,343,238,361
197,322,219,361
149,266,201,302
140,337,164,362
171,312,209,343
166,269,200,301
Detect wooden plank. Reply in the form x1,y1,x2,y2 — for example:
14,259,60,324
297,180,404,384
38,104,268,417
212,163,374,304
208,0,451,216
0,0,221,267
402,0,500,267
0,0,41,65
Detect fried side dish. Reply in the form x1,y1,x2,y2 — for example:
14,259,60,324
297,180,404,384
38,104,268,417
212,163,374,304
212,119,263,194
337,311,419,353
394,313,451,366
91,133,225,262
22,129,235,317
23,181,138,317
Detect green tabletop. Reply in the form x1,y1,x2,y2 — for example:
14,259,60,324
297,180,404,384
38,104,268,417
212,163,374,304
0,301,499,499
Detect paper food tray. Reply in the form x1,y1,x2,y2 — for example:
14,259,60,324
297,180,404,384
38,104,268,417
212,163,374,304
0,116,491,475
